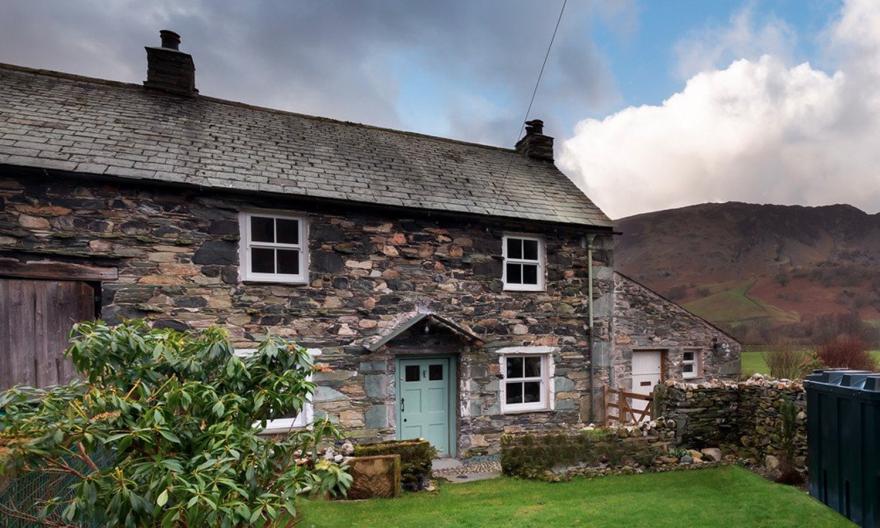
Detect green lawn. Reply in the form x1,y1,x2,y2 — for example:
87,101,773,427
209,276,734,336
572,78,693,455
742,350,880,377
298,466,851,528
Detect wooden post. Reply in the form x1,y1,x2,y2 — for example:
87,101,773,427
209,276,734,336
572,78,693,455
603,384,609,427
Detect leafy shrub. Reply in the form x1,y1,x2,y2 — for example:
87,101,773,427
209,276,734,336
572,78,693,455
817,335,876,371
762,342,815,379
352,439,435,491
776,399,804,486
669,447,689,459
0,321,351,527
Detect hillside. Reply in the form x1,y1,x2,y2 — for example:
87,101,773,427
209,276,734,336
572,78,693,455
614,202,880,344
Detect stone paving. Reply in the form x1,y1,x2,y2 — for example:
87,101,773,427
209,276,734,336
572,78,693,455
432,457,502,483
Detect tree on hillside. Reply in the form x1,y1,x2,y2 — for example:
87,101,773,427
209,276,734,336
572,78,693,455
0,321,350,527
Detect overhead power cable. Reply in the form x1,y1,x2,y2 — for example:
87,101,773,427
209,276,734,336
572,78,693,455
492,0,567,214
515,0,567,144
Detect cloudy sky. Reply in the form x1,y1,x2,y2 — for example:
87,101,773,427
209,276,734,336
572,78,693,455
2,0,878,219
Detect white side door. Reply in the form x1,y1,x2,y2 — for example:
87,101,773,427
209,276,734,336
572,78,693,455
630,350,662,414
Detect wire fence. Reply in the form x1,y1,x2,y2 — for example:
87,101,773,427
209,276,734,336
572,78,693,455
0,449,113,528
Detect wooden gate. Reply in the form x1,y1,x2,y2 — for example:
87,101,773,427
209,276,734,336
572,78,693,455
604,385,654,426
0,279,95,390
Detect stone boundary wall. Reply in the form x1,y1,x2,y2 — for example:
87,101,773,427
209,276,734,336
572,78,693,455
653,376,807,470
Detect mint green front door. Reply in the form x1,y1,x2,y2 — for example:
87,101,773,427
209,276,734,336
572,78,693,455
397,358,452,456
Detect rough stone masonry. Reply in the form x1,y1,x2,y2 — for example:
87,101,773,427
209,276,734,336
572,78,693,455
0,170,614,457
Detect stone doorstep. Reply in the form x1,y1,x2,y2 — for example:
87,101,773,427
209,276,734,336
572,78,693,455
431,457,463,471
431,457,502,483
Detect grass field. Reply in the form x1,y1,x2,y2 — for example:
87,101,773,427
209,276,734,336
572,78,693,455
298,466,851,528
741,349,880,377
684,280,798,326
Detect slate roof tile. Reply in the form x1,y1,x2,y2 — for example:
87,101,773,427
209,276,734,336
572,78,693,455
0,63,612,227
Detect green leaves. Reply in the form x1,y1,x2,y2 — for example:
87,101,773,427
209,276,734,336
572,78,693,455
212,400,226,418
0,321,351,527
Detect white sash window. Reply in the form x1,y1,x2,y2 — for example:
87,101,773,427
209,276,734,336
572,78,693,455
238,212,308,284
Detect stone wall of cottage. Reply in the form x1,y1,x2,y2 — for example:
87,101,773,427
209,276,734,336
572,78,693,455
0,171,614,455
610,273,741,395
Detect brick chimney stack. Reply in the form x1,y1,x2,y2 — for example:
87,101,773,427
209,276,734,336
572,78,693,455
144,30,197,96
514,119,554,162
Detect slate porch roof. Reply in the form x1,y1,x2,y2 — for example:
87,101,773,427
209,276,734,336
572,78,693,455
362,311,483,352
0,63,612,228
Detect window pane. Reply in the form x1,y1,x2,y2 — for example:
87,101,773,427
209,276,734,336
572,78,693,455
507,238,522,259
524,357,542,377
429,364,443,381
523,382,541,403
683,351,694,361
405,365,420,382
251,216,274,243
506,357,523,379
506,382,523,404
276,218,300,244
683,364,694,373
522,264,538,285
277,249,300,275
523,239,538,261
506,263,522,284
251,248,275,273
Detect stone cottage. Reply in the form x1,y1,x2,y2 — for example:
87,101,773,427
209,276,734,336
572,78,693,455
607,272,741,413
0,31,738,458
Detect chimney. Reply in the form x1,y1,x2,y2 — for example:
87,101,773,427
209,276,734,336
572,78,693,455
515,119,554,162
144,30,197,96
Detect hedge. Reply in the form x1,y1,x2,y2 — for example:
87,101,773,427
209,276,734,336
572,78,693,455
501,430,660,480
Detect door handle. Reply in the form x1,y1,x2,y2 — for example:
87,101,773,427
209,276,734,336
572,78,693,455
401,398,405,412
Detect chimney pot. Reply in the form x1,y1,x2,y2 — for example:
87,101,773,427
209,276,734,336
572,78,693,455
144,29,197,96
515,118,554,162
159,29,181,50
524,119,544,136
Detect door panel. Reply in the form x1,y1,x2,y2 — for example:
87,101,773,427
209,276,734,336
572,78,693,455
0,279,94,391
398,358,451,456
631,350,662,412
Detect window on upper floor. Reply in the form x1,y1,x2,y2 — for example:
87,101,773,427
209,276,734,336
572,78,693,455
238,212,308,284
502,235,544,291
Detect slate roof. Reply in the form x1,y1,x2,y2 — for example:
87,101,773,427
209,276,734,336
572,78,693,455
0,63,612,227
362,311,483,352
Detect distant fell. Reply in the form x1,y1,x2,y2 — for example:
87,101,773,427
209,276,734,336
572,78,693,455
614,202,880,344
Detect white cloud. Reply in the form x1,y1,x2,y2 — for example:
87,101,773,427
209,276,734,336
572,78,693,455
560,0,880,219
674,5,796,79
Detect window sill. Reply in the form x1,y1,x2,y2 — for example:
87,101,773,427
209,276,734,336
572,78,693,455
503,285,546,292
258,426,309,435
500,406,553,415
241,278,309,286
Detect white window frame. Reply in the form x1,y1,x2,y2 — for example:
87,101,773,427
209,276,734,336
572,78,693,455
497,346,555,413
238,211,309,284
235,348,320,433
502,234,545,291
682,348,701,379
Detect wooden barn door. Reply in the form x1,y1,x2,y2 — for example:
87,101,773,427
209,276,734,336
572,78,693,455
0,279,95,391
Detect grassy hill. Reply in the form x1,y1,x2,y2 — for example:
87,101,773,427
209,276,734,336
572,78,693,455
683,280,799,325
616,202,880,345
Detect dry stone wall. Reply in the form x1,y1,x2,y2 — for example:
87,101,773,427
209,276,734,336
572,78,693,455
653,376,807,470
0,170,614,455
